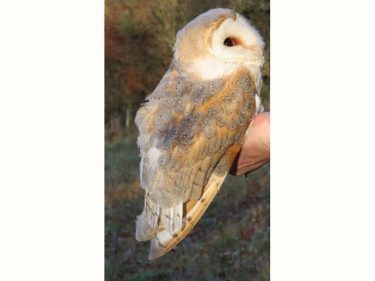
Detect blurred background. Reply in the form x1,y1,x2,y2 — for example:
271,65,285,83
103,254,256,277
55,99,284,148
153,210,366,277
105,0,270,280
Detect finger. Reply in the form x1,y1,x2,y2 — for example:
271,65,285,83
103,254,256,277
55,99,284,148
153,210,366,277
230,112,270,176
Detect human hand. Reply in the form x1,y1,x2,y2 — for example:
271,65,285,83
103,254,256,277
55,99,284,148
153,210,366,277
230,112,270,176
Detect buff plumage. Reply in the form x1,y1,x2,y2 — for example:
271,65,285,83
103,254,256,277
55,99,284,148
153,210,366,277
135,8,264,260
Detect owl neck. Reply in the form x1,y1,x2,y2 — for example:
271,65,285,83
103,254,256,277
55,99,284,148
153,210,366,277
173,57,262,83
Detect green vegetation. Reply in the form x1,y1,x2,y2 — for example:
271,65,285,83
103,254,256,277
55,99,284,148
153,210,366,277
105,137,269,280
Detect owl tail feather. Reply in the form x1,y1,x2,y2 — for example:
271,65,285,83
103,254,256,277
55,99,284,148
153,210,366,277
135,192,160,241
136,192,184,243
148,172,228,260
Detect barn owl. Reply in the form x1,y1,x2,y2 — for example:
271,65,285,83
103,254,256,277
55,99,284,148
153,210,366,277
135,8,264,260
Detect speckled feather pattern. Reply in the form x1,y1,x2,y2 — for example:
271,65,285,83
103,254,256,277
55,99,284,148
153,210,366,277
135,63,256,244
134,8,264,259
136,63,255,200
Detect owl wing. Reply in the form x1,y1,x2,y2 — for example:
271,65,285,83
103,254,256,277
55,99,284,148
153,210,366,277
135,65,258,259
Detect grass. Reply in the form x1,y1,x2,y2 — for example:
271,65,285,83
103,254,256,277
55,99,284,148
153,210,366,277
105,135,270,281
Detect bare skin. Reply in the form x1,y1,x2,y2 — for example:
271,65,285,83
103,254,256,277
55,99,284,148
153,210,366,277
230,112,270,176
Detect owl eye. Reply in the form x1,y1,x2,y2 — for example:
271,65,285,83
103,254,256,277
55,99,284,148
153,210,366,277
223,37,235,47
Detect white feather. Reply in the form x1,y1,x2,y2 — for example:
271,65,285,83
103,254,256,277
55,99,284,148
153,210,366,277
190,13,264,81
192,58,238,80
147,147,161,168
256,95,264,114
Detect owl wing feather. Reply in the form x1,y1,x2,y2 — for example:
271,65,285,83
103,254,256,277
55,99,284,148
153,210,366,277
135,64,257,259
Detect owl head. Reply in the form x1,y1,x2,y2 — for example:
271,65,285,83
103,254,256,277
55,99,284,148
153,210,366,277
173,8,264,80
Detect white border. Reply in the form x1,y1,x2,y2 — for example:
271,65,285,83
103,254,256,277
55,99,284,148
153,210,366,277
0,1,104,280
272,0,375,280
